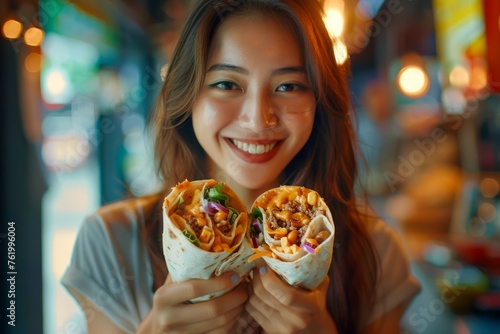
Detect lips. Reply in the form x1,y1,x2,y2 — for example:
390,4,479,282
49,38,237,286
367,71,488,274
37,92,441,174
227,138,282,163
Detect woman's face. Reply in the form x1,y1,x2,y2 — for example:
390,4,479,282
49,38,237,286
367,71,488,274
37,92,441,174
192,14,316,191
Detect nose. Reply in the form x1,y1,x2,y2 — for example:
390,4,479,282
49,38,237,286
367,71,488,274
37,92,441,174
238,90,278,131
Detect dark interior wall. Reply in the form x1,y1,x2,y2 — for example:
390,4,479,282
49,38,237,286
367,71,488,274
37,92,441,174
1,37,46,334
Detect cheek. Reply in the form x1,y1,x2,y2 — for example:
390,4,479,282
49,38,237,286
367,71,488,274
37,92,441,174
192,97,236,130
289,112,315,150
297,118,314,145
284,108,315,138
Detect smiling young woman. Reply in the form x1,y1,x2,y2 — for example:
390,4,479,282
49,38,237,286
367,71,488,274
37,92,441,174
62,1,420,333
191,13,316,196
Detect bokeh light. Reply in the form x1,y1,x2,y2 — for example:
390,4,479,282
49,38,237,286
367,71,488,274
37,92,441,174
24,27,44,46
469,62,488,91
478,202,497,222
442,87,466,114
397,65,430,98
46,70,67,96
334,40,348,65
25,52,43,73
468,217,486,238
480,178,500,198
2,19,23,39
324,9,344,38
449,65,470,88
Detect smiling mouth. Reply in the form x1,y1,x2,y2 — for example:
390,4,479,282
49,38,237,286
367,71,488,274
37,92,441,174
230,139,278,155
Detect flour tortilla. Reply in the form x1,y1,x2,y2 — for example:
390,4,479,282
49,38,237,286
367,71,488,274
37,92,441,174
248,186,335,290
162,179,253,302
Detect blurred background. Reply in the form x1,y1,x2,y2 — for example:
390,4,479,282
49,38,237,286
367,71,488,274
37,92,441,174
1,0,499,333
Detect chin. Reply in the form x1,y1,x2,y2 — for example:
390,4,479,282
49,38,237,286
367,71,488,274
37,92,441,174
227,168,281,190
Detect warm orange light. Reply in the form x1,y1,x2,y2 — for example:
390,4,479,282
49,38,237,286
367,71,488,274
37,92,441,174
324,9,344,37
25,52,42,73
334,40,348,65
2,19,23,39
478,202,496,222
397,65,429,98
480,178,499,198
469,63,488,91
24,27,44,46
449,66,470,88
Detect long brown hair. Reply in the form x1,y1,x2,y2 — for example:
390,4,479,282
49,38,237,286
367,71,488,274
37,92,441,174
147,0,378,332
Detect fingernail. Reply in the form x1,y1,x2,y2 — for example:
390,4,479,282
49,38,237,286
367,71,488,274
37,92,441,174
230,274,240,284
259,266,267,275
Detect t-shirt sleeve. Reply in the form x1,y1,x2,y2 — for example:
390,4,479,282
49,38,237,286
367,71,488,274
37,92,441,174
365,220,421,324
61,214,143,333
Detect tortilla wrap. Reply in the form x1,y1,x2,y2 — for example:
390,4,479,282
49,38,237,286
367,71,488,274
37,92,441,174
247,185,335,290
162,179,254,302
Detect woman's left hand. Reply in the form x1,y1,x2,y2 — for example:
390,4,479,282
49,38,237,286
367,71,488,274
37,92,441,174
245,262,338,334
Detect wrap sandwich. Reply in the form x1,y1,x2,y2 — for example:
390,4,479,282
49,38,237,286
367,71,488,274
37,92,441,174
162,179,253,301
247,185,335,289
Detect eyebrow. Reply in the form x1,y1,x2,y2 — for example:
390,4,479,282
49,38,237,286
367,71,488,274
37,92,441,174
207,63,248,74
207,63,305,76
271,66,306,76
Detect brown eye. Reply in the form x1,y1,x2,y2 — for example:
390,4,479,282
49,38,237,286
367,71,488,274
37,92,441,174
210,81,240,90
276,83,305,92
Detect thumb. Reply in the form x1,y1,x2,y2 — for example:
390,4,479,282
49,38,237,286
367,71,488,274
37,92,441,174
254,258,267,269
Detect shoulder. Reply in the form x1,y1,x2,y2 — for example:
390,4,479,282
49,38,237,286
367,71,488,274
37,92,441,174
360,208,414,281
95,193,162,229
358,207,421,323
356,201,409,260
367,218,407,257
63,195,162,331
72,193,163,258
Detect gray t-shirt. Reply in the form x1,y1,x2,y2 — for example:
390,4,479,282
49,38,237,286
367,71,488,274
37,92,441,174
61,195,420,333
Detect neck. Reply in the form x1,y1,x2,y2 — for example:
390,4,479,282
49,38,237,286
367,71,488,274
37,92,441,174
225,180,273,211
206,159,280,210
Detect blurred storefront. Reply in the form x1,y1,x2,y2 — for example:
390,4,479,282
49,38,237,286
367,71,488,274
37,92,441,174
348,1,500,332
1,0,499,333
1,0,193,333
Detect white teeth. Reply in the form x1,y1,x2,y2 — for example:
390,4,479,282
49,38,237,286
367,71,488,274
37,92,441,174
232,139,277,155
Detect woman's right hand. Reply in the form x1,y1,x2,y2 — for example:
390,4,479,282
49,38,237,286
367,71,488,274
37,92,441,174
137,272,248,334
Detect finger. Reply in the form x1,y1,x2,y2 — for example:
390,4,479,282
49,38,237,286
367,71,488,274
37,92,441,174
316,274,330,294
255,265,322,312
180,304,245,334
254,258,267,268
249,270,301,329
230,309,259,334
245,299,293,334
247,289,281,322
157,272,242,306
248,287,312,331
250,269,282,311
164,282,248,327
165,273,173,285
